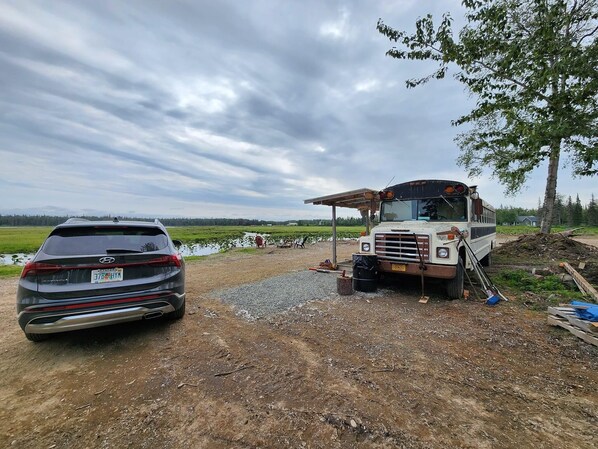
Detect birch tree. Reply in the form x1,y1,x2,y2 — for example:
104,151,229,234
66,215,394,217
377,0,598,233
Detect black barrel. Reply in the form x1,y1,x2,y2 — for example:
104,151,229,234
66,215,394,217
352,254,378,292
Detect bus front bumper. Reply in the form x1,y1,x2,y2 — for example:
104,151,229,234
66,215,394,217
378,260,457,279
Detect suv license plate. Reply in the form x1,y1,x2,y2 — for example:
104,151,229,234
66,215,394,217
91,268,124,284
391,264,406,272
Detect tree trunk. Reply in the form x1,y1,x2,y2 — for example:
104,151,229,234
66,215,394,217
540,141,561,234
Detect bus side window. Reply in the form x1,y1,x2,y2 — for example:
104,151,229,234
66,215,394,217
454,200,465,220
473,198,484,222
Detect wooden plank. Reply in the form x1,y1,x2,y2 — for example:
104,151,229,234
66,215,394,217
559,262,598,301
548,316,598,348
569,317,598,333
548,306,576,315
548,308,598,334
548,306,579,319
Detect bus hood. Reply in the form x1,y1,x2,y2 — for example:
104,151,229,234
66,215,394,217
371,221,466,235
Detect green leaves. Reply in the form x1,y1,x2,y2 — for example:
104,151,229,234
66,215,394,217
378,0,598,231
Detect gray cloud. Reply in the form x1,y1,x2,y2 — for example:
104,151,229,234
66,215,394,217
0,0,594,219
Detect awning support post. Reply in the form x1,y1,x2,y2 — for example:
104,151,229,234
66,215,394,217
332,205,337,268
303,187,379,268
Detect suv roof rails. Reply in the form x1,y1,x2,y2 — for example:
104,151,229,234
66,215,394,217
64,218,90,224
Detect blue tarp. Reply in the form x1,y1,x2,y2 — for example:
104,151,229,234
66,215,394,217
571,301,598,322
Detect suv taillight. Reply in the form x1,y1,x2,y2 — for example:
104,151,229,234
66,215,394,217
147,255,182,268
20,262,62,278
170,254,183,268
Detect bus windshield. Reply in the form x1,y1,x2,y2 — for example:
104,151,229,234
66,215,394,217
380,197,467,222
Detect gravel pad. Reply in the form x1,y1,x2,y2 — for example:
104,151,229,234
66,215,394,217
216,270,340,319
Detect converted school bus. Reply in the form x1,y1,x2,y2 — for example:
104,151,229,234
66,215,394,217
357,180,496,299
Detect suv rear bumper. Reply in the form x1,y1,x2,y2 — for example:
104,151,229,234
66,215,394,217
18,292,185,335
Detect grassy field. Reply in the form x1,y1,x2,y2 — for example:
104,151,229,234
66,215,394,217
0,265,23,278
0,227,54,253
1,224,597,256
496,225,598,235
0,225,366,255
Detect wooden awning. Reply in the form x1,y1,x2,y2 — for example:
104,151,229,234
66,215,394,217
304,188,379,210
304,188,380,268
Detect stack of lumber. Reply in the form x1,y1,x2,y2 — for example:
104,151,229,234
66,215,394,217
548,306,598,347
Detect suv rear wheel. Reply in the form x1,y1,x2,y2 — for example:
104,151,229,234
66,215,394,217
169,299,185,320
26,332,49,342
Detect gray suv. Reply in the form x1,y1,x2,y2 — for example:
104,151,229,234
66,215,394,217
17,218,185,341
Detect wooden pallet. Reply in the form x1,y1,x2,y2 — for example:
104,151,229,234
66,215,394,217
547,306,598,347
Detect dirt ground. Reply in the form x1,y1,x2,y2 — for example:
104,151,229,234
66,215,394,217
1,238,597,449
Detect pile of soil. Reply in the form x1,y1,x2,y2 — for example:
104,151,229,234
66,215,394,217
495,233,598,261
494,233,598,283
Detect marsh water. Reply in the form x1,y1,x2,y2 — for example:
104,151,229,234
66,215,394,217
1,232,269,265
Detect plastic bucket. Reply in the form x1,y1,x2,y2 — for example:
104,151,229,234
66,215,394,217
352,254,378,292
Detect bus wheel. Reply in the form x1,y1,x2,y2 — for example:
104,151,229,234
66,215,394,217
480,251,492,267
446,258,464,299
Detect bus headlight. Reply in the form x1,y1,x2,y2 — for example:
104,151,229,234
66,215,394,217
437,247,450,258
361,242,371,252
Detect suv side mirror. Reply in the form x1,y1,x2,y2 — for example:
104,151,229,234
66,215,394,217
172,239,183,248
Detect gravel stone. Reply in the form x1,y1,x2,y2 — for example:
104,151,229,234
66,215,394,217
216,270,342,319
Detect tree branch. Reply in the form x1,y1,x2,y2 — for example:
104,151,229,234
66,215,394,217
576,24,598,45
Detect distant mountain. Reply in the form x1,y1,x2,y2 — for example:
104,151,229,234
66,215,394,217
0,206,106,216
0,206,156,217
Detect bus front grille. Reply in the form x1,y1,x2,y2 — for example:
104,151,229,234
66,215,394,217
375,233,430,262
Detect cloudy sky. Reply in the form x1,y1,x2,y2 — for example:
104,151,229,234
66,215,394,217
0,0,595,220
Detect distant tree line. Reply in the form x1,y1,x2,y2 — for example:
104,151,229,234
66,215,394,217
0,215,366,227
498,194,598,227
4,196,596,228
293,217,364,226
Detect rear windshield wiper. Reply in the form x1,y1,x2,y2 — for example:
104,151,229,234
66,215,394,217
105,248,144,254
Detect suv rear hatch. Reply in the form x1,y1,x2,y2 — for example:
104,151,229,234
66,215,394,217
23,225,182,300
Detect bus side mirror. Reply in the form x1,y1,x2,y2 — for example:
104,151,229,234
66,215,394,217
473,198,483,216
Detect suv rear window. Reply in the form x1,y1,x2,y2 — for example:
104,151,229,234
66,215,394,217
42,226,169,256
